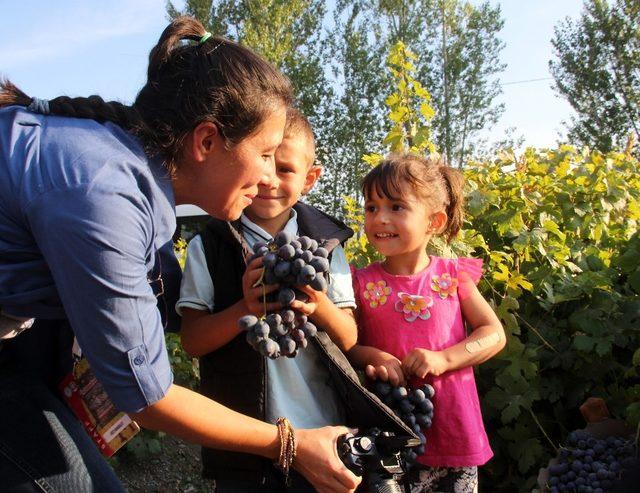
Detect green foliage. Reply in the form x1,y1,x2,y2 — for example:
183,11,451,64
466,146,640,489
347,41,640,491
166,332,200,390
383,42,437,155
121,429,166,461
174,237,187,270
355,0,506,167
169,240,200,391
309,0,389,215
550,0,640,155
317,0,506,217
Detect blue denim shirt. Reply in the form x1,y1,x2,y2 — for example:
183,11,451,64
0,106,179,413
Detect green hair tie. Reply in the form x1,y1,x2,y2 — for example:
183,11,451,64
199,32,212,44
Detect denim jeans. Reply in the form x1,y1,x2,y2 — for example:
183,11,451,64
0,320,125,492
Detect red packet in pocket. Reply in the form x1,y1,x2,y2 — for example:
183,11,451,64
60,357,140,457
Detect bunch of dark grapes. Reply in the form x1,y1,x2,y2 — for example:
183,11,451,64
237,231,330,359
546,430,638,492
238,310,317,359
371,381,435,467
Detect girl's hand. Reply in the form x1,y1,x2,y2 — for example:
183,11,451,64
402,349,449,378
294,426,361,493
241,256,280,316
364,352,406,386
289,283,326,316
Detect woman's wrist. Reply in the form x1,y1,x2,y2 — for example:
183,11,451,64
258,423,281,460
274,417,297,480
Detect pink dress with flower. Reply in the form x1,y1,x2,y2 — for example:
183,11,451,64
352,257,493,467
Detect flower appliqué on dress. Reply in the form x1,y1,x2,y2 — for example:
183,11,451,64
394,292,434,322
363,280,392,308
431,273,458,299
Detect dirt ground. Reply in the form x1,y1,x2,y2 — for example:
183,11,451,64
112,435,215,493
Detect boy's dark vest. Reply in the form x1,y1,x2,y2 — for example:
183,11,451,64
198,202,414,482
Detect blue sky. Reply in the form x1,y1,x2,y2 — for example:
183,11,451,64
1,0,584,149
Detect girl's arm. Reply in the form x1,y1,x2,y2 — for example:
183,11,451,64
133,383,360,493
347,344,406,386
345,265,406,385
402,282,506,378
444,282,506,369
180,256,279,357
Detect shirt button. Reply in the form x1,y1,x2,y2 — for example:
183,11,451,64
133,355,145,366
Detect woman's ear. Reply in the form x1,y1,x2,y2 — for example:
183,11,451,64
429,210,448,234
302,165,322,195
186,121,220,163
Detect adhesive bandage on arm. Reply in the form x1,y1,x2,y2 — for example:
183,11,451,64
465,331,502,353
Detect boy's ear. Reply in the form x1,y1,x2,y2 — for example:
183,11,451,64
302,165,322,195
429,210,448,235
188,121,220,163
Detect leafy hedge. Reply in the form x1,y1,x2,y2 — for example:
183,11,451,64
462,146,639,490
344,43,640,491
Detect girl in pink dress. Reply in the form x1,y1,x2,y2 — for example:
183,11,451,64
349,153,506,493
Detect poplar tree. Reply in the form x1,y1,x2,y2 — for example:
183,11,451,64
370,0,506,167
550,0,640,154
321,0,505,177
307,0,389,214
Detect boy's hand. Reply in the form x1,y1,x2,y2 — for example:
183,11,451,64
364,351,406,386
242,256,280,317
402,348,449,379
289,284,326,316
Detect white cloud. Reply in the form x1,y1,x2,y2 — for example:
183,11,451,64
0,0,165,69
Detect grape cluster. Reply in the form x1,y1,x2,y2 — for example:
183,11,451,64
546,430,638,492
371,381,435,466
237,231,330,359
238,310,317,359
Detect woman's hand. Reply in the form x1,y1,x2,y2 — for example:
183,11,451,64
241,256,280,316
402,348,449,379
364,351,406,386
294,426,361,493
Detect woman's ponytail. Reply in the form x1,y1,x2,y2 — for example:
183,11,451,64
146,16,206,81
0,79,142,131
0,79,31,108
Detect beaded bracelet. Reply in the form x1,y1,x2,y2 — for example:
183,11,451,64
275,417,296,482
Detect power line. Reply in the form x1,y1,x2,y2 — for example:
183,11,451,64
501,77,554,86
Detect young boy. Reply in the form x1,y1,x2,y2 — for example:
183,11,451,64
177,108,364,492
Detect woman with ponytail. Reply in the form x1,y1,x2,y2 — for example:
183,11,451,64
0,17,359,493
